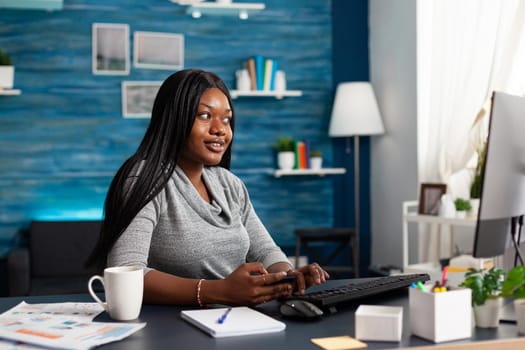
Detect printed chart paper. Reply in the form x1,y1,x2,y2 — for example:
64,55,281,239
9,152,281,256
0,302,146,350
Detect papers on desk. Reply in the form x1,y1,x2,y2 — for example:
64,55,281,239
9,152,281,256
0,301,146,350
181,306,285,338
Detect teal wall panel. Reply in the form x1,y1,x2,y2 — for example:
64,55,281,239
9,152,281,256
332,0,371,275
0,0,333,255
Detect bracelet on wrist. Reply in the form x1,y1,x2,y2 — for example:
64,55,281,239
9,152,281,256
196,279,205,307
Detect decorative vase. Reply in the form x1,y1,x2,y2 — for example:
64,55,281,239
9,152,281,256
514,299,525,334
0,65,14,89
236,69,250,91
310,157,322,170
277,151,295,170
439,194,456,218
473,298,501,328
274,70,286,92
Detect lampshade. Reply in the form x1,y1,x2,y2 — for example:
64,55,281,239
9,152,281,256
329,82,385,137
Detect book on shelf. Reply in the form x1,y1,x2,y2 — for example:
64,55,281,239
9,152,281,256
246,57,256,91
254,55,264,91
293,141,300,169
304,139,311,168
263,58,273,91
270,59,278,91
243,55,281,91
294,140,308,169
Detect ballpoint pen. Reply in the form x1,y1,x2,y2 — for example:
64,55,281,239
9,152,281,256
217,307,232,324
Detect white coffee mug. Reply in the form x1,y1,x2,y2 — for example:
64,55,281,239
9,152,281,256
88,266,144,321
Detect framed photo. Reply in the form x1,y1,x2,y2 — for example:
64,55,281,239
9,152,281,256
92,23,130,75
121,81,161,118
133,31,184,70
418,183,447,215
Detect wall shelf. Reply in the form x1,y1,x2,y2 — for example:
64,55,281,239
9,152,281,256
170,1,265,19
230,90,302,100
0,0,63,10
273,168,346,178
0,89,21,96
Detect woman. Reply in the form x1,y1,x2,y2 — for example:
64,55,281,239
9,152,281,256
87,69,329,306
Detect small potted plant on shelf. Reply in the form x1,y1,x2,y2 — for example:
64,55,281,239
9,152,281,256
274,136,295,170
309,150,323,170
0,49,14,90
501,265,525,333
459,267,505,328
454,198,471,219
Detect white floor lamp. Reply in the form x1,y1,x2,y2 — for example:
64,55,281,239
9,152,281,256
329,82,385,273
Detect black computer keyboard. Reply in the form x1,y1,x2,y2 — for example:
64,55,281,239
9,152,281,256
291,273,430,309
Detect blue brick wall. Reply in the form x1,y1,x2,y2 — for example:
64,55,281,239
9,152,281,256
0,0,334,256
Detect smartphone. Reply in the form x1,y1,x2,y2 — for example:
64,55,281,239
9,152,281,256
271,275,297,285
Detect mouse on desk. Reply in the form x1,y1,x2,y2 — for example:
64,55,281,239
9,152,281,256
279,300,324,320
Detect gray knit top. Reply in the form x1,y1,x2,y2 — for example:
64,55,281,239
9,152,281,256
107,165,289,279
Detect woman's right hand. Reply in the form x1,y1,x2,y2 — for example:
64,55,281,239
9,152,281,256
216,262,293,306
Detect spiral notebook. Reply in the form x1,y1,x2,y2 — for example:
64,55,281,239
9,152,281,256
180,306,286,338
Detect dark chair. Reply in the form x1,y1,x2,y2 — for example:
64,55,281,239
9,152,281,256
7,220,102,296
294,227,359,277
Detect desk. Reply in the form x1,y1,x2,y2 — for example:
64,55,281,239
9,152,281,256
0,280,522,349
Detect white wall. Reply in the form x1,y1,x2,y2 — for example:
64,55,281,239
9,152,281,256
369,0,419,268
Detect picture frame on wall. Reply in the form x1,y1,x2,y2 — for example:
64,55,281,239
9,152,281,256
121,81,161,118
92,23,130,75
133,31,184,70
418,183,447,215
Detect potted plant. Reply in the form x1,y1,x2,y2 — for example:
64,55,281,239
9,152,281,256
459,267,505,328
501,265,525,333
274,136,295,170
454,198,471,219
309,150,323,170
470,141,486,216
0,49,14,89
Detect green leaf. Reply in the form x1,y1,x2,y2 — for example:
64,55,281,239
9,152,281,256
501,266,525,299
460,267,505,306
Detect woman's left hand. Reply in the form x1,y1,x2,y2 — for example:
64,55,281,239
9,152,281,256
287,263,330,295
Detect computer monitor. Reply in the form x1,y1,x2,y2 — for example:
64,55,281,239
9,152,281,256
472,91,525,259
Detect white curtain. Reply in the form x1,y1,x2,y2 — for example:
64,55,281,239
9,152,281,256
416,0,525,261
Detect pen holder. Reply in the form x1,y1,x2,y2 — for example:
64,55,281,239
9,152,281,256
409,287,472,343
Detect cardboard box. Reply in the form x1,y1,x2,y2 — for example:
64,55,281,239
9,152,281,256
409,287,472,342
355,305,403,342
